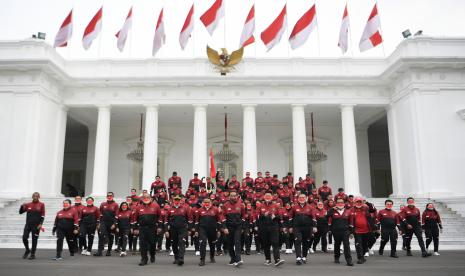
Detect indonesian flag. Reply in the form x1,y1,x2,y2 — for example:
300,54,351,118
115,7,132,52
209,148,216,179
359,3,383,52
179,4,194,50
289,4,317,50
53,9,73,48
82,7,103,50
338,4,349,54
152,8,166,56
239,4,255,48
200,0,224,36
260,4,287,51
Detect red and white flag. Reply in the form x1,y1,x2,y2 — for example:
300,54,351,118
152,8,166,56
179,4,194,50
289,4,317,50
209,148,216,179
239,4,255,48
260,4,287,51
359,3,383,52
82,7,103,50
200,0,224,36
338,4,349,54
53,9,73,48
115,6,132,52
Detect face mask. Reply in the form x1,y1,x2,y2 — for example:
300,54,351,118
427,207,434,211
355,202,363,208
143,200,151,205
336,203,345,209
86,200,93,206
298,199,306,204
63,203,70,209
107,196,113,201
317,205,324,209
385,206,392,210
122,206,128,210
204,203,212,208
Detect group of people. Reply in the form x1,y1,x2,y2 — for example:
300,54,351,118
20,171,443,267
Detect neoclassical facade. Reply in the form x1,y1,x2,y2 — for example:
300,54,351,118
0,36,464,200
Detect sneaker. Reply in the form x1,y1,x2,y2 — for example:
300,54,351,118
23,250,30,259
81,250,88,256
406,250,412,256
150,256,155,263
364,252,370,258
302,257,307,264
346,259,354,266
433,252,440,256
328,245,333,250
309,249,315,254
357,258,366,264
264,260,272,266
228,260,236,266
275,259,285,267
85,251,91,256
422,252,432,258
93,252,102,257
28,254,35,260
235,260,243,267
334,258,340,264
369,249,374,255
177,260,184,266
52,256,62,261
390,253,399,258
105,251,111,256
210,257,216,263
199,260,205,266
195,251,200,256
120,251,127,257
139,259,148,266
169,251,174,256
285,249,292,254
296,257,302,265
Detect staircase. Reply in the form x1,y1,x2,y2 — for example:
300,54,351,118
0,197,464,249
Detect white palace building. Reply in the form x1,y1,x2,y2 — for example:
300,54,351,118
0,36,465,212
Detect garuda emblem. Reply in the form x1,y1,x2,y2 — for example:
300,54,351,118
206,45,244,76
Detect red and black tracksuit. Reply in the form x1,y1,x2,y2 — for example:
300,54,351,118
422,209,442,253
326,207,353,264
166,204,193,264
241,207,255,254
377,208,400,256
256,201,282,263
131,202,162,263
350,206,373,261
194,206,223,261
72,203,84,252
400,206,428,255
53,207,79,258
116,209,132,253
318,186,332,202
79,205,100,253
19,201,45,256
312,207,329,252
289,203,316,259
97,200,119,254
222,200,246,264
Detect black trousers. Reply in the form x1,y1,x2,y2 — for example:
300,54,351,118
405,227,427,253
23,223,40,254
226,224,242,263
354,233,370,259
199,226,217,260
170,227,188,261
118,226,130,252
241,226,253,252
56,227,74,257
379,228,397,255
98,221,114,253
139,226,156,261
79,224,96,252
259,225,280,262
333,230,352,262
294,226,312,258
313,226,328,251
425,226,439,252
128,232,138,251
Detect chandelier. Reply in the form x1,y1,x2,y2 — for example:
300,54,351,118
127,113,144,162
214,113,238,162
307,112,327,162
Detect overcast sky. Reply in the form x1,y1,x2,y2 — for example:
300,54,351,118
2,0,465,59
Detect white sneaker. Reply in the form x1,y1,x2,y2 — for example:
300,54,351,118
120,251,127,257
285,249,293,254
369,249,374,255
169,251,174,256
309,249,315,254
328,245,332,250
195,251,200,256
264,260,272,266
433,252,440,256
85,251,91,256
81,250,87,256
364,252,370,257
302,257,307,264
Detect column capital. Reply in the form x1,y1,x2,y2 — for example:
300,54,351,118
291,103,307,108
242,103,257,108
340,103,356,109
144,104,159,110
95,104,111,110
193,103,208,109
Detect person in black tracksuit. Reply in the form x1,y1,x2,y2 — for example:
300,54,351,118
326,198,354,266
166,196,192,266
399,197,431,258
289,194,315,265
241,202,255,255
94,192,119,256
422,203,442,255
312,201,329,253
194,198,223,266
132,195,162,266
377,199,400,258
52,199,79,260
79,197,100,255
115,202,132,257
19,192,45,260
221,191,246,267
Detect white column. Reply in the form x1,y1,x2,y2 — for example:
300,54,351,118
192,104,208,178
50,106,68,196
386,105,402,196
242,104,258,177
92,105,111,196
340,104,361,196
292,104,308,180
142,105,159,192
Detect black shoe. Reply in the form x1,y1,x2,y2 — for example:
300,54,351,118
173,259,178,264
275,259,285,267
422,252,431,258
334,258,340,264
210,257,216,263
105,251,111,256
93,252,103,257
379,248,384,255
150,256,155,263
402,246,407,251
406,250,412,256
390,253,399,258
23,250,30,259
322,249,328,253
28,254,35,260
346,260,354,266
70,252,74,257
199,259,205,266
177,260,184,266
245,250,251,255
296,259,302,265
357,258,366,264
139,259,148,266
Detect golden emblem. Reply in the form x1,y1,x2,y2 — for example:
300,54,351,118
206,45,244,76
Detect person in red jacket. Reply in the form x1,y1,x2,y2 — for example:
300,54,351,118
94,192,119,257
312,201,329,253
422,203,443,256
166,195,193,266
115,202,132,257
72,196,85,253
318,180,332,201
350,197,371,264
334,188,348,203
79,197,100,256
52,199,79,260
289,194,315,265
194,198,223,266
222,191,246,267
150,176,166,197
168,171,182,193
326,198,354,266
399,197,431,257
377,199,400,258
19,192,45,260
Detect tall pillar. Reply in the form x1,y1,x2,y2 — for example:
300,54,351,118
340,104,361,196
242,104,258,177
292,104,308,180
192,104,208,178
386,105,402,196
142,105,159,192
92,105,111,196
50,106,68,196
